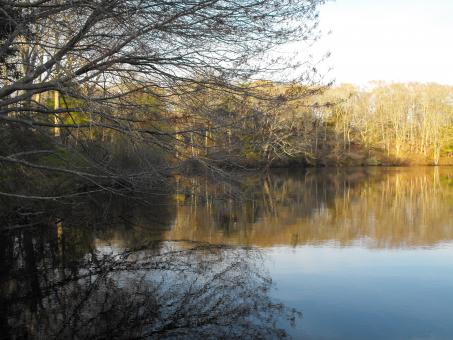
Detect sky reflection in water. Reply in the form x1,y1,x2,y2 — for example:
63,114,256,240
268,244,453,339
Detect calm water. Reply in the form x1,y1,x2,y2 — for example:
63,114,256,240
1,167,453,339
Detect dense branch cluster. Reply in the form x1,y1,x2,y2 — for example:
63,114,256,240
0,0,325,198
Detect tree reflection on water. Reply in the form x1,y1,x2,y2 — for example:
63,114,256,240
170,167,453,248
3,167,453,339
1,237,298,339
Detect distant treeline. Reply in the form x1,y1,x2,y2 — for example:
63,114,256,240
169,82,453,167
3,82,453,178
310,83,453,166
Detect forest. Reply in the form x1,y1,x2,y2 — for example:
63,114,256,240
0,0,452,201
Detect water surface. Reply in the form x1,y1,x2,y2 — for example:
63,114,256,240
2,167,453,339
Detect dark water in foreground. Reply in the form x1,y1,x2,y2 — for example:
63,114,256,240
1,167,453,339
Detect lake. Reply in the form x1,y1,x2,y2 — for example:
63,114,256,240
1,167,453,339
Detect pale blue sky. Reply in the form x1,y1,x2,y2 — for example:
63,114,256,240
317,0,453,85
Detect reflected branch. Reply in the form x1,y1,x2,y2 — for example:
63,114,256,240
1,242,300,339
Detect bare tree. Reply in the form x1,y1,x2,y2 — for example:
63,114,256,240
0,0,325,198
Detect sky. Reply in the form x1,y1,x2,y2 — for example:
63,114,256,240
316,0,453,85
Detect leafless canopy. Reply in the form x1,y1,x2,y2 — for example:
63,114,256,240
0,0,325,198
